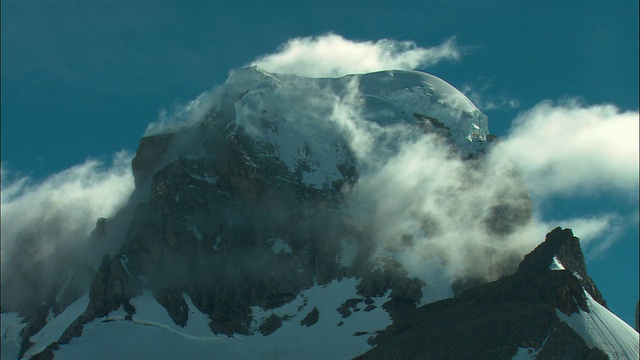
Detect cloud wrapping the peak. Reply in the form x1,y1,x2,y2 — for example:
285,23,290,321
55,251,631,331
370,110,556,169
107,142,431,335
250,34,461,77
1,152,135,309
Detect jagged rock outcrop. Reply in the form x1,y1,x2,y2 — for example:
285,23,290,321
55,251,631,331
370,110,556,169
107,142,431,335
355,228,611,360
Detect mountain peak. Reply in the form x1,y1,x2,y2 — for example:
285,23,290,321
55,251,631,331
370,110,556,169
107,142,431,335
517,227,607,309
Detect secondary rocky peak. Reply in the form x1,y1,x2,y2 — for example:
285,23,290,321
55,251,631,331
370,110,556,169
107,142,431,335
356,228,621,360
517,227,606,309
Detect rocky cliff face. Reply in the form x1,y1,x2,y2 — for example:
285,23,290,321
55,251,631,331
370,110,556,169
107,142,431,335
75,113,427,337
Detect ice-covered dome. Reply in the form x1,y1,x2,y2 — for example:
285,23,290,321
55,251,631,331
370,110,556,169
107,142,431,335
147,66,491,189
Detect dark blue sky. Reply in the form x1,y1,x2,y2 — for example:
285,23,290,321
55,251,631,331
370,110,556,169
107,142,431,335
2,0,638,325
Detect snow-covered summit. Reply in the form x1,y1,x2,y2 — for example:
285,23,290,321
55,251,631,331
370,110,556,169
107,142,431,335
147,66,489,189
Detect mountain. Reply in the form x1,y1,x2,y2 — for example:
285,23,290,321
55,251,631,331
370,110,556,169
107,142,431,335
2,67,638,359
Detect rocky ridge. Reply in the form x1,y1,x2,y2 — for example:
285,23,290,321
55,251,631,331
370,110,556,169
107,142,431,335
356,228,618,359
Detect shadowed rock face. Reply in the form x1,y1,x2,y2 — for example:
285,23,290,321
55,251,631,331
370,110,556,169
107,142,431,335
88,125,350,335
355,228,610,360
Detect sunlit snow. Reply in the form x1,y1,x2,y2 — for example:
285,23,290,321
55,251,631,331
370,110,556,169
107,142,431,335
549,256,565,271
556,291,639,358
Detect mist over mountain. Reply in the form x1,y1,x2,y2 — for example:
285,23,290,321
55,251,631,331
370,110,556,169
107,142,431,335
1,35,638,359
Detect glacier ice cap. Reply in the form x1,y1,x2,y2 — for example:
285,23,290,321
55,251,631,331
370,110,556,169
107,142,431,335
146,66,491,189
225,67,489,146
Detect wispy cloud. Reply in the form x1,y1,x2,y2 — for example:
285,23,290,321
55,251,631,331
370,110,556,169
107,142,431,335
318,77,539,301
550,214,625,259
305,77,638,301
250,33,461,77
144,90,217,136
1,152,134,309
492,100,639,197
460,82,520,112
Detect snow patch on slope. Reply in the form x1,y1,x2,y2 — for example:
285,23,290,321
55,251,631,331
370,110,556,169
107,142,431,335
53,278,392,359
511,347,539,359
1,312,24,360
512,336,547,359
268,238,292,254
557,291,639,359
549,256,565,270
22,294,90,358
245,277,392,359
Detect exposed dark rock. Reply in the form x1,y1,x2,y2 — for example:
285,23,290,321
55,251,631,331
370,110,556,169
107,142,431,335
29,346,55,360
413,112,451,130
131,133,176,186
517,227,606,309
85,254,140,320
18,298,53,359
451,276,486,297
363,304,377,312
91,217,107,239
258,314,290,336
300,306,319,327
337,298,364,318
364,297,374,305
153,289,189,327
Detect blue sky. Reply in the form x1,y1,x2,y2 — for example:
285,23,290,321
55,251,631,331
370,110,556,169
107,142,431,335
2,1,638,326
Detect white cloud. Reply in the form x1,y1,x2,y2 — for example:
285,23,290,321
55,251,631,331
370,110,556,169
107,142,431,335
460,83,520,112
313,79,637,301
537,214,624,260
145,90,217,136
250,33,461,78
145,33,462,140
492,100,639,197
320,79,539,300
1,151,135,308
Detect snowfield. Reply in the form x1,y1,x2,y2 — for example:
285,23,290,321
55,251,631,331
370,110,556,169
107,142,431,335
23,278,393,359
557,291,639,359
